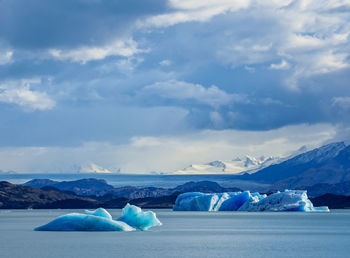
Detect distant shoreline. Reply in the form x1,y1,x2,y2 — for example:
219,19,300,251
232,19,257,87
1,179,350,210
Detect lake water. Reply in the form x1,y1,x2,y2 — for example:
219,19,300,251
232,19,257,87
1,209,350,258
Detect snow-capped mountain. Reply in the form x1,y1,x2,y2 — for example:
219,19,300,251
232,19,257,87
175,155,281,175
77,162,114,174
284,141,346,165
245,141,348,185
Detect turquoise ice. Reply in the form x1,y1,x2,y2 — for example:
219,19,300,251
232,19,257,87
173,190,329,212
35,206,162,231
117,204,162,230
85,207,113,219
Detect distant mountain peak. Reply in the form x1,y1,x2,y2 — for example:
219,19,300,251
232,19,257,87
78,162,114,174
244,156,258,167
175,155,281,175
206,160,226,169
287,141,346,165
245,141,349,185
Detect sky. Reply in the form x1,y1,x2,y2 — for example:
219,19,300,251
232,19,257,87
0,0,350,173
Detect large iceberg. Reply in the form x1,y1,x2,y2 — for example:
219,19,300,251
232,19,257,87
173,190,329,212
35,205,162,231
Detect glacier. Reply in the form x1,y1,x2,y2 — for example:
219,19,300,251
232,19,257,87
35,205,162,231
173,190,329,212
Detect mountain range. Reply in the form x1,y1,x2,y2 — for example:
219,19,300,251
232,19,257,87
174,141,350,194
175,155,281,174
0,181,99,209
2,141,350,208
3,179,350,209
1,180,241,209
18,141,350,198
23,179,241,199
23,178,115,196
174,141,350,197
242,142,350,190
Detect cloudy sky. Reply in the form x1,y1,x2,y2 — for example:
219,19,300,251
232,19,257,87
0,0,350,173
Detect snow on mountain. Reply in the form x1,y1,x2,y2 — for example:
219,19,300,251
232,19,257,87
78,162,113,174
284,142,346,165
245,142,348,184
175,155,281,175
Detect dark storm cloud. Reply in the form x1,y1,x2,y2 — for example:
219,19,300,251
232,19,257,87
0,0,167,49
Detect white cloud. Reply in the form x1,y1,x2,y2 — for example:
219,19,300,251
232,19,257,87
140,0,250,28
0,79,55,111
130,137,164,147
286,51,349,89
187,0,350,89
268,2,350,87
159,59,172,66
141,80,246,108
269,60,290,70
0,123,337,173
332,97,350,109
210,111,225,128
260,97,284,106
244,65,255,72
169,0,248,10
49,39,144,64
0,50,13,65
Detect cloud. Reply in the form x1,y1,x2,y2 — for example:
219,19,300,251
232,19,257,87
0,123,337,173
191,0,350,89
0,104,191,147
141,80,247,108
0,0,167,49
0,0,166,65
140,0,250,28
0,79,55,111
49,39,144,64
285,51,349,90
0,50,13,65
209,111,225,128
159,59,172,66
0,0,349,168
269,60,290,70
332,97,350,110
244,65,255,72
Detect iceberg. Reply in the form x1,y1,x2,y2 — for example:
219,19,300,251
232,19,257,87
35,205,162,231
34,212,135,231
173,190,329,212
85,207,113,219
117,204,162,230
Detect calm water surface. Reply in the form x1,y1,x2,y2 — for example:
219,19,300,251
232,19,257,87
1,209,350,258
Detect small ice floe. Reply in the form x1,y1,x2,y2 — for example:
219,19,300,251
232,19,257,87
35,205,162,231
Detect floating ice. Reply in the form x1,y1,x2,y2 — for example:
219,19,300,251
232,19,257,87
35,205,162,231
173,190,329,212
34,213,135,231
117,203,162,230
85,207,112,219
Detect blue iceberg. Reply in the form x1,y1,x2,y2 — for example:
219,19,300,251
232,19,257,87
85,207,113,219
173,190,329,212
35,206,162,231
117,203,162,230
